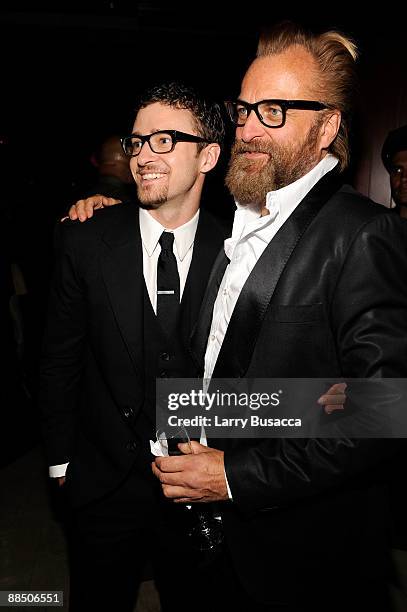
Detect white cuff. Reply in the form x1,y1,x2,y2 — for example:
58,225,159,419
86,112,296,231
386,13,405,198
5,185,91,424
49,463,69,478
224,468,233,500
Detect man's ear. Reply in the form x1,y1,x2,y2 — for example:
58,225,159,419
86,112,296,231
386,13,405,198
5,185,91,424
320,110,341,150
199,143,221,174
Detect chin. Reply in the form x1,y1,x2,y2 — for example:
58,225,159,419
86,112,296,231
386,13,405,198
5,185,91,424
137,188,168,210
138,200,166,210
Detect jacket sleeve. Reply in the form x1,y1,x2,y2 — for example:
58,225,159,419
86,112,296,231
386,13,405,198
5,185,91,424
40,222,86,466
224,213,407,513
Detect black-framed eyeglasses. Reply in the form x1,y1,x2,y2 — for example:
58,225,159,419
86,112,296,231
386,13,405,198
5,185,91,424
224,99,330,129
120,130,212,157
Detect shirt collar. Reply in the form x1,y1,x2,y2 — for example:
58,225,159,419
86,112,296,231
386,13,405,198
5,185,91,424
264,153,338,223
139,207,199,261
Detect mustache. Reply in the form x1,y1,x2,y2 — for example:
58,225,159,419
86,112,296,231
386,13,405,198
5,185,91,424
232,139,273,155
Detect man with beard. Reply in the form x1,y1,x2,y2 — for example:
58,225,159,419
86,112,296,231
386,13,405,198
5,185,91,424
40,82,228,612
151,23,407,612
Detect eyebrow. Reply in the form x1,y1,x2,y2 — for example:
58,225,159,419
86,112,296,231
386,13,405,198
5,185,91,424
131,128,165,136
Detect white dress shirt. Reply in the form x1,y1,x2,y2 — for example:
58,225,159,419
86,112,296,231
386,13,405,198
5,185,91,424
49,208,200,478
139,207,199,312
204,154,338,381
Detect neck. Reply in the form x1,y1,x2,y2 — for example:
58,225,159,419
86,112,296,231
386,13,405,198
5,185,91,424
147,197,200,229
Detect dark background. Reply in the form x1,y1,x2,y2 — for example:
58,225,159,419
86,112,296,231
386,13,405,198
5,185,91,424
1,2,406,211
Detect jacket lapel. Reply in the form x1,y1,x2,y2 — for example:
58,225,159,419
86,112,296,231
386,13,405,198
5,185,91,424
189,248,230,371
101,204,144,378
179,210,230,346
212,171,342,378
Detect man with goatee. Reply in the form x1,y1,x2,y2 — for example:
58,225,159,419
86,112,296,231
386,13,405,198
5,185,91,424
151,23,407,612
41,82,228,612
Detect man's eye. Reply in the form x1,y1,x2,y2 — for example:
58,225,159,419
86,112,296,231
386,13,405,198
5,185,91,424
132,140,142,150
391,166,402,175
264,105,282,117
158,136,171,145
236,106,248,118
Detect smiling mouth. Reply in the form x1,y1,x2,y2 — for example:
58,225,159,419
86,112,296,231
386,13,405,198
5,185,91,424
139,172,167,181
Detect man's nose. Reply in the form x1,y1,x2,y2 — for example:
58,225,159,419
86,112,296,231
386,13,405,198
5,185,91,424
238,109,266,142
136,140,157,165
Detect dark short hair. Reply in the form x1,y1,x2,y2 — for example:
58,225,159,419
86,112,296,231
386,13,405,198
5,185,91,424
134,81,225,151
382,125,407,171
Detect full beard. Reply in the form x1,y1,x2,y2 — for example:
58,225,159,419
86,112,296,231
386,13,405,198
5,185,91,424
225,120,322,208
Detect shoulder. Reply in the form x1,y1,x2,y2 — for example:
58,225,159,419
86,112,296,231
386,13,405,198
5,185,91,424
320,186,407,271
56,200,139,249
329,184,388,217
325,184,407,236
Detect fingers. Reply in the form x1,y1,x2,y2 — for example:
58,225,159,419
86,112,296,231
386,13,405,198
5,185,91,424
325,382,347,394
67,195,122,222
189,441,211,453
318,393,346,406
154,444,214,473
154,455,190,472
178,442,193,454
152,464,190,487
324,404,345,415
162,485,202,501
317,382,347,406
151,461,203,500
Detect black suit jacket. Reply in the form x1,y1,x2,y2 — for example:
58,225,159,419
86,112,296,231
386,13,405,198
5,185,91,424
40,202,229,508
191,174,407,606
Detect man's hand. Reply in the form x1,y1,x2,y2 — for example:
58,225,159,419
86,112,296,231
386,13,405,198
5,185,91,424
57,476,66,487
152,441,228,504
318,382,347,414
61,194,122,222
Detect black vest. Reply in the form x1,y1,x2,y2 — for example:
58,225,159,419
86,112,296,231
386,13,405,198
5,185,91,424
134,285,192,439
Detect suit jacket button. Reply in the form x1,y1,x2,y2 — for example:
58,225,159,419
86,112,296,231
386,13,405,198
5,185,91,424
123,406,134,419
159,370,168,378
160,352,170,361
126,441,137,452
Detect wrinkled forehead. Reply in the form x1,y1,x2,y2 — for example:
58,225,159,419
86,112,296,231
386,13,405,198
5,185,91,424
240,47,320,102
132,102,196,134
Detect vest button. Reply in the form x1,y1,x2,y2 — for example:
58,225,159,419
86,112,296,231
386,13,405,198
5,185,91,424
126,440,137,452
160,352,170,361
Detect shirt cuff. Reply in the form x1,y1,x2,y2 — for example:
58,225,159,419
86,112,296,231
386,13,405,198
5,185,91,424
49,463,69,478
224,468,233,500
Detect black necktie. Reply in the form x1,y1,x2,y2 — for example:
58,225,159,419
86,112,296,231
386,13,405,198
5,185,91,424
156,231,180,336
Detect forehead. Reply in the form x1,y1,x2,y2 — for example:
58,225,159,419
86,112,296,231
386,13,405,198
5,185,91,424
133,102,196,134
392,150,407,166
239,46,319,102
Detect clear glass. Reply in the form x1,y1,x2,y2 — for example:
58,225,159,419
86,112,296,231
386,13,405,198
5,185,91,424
225,98,329,129
121,130,210,157
155,425,223,552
